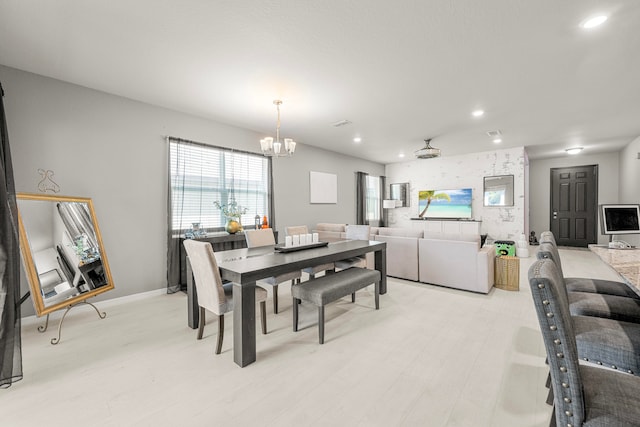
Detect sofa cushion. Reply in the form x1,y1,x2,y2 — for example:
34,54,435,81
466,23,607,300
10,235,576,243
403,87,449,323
377,227,424,238
423,232,479,244
315,223,346,232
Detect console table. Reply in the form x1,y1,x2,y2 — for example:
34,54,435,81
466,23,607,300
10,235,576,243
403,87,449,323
174,231,277,290
588,245,640,290
410,218,481,235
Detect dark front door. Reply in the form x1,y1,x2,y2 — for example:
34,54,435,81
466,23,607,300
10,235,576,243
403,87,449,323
550,165,598,247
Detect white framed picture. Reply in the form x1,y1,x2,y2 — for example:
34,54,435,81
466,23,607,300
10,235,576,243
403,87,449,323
309,171,337,204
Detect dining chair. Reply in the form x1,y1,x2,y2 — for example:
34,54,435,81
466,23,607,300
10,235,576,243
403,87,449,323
334,224,371,270
244,228,302,314
539,231,639,299
333,224,371,302
285,225,335,279
528,258,640,426
183,239,268,354
537,241,640,324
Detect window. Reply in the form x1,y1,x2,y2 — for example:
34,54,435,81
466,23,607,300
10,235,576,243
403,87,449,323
169,139,271,232
365,175,382,223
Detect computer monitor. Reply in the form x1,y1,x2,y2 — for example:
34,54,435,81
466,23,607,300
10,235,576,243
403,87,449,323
599,204,640,242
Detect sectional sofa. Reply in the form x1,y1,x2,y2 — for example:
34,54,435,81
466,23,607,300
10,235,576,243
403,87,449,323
313,223,495,294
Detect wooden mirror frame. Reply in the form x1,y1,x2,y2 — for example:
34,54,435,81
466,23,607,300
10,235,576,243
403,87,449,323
17,193,114,316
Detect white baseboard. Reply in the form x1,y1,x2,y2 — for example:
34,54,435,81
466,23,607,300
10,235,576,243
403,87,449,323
21,288,168,327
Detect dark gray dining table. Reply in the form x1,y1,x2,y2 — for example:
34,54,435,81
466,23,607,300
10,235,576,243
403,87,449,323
186,239,387,367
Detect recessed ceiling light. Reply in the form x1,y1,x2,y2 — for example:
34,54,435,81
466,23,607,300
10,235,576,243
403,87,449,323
581,15,608,29
566,147,584,155
493,138,502,144
472,110,484,118
353,137,362,143
398,153,405,158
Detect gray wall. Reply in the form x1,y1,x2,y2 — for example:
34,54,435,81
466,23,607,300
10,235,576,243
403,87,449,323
618,136,640,247
273,144,384,236
0,65,383,316
528,151,620,245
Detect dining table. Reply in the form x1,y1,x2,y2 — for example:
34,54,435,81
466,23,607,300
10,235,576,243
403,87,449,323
186,239,387,367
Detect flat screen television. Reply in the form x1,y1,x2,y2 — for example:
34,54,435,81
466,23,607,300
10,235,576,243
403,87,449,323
418,188,472,219
599,204,640,241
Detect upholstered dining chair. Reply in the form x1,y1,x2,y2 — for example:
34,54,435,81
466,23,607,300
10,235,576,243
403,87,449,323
528,258,640,426
537,241,640,324
285,225,335,279
539,231,639,299
183,239,267,354
333,224,371,302
334,224,371,270
244,228,302,314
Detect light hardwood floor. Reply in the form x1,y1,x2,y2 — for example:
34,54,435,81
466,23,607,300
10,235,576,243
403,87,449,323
3,247,624,426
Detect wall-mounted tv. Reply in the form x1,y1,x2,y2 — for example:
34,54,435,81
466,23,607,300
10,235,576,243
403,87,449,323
418,188,472,219
600,204,640,240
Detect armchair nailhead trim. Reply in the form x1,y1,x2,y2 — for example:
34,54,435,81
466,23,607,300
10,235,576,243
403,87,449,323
583,357,589,361
546,312,554,318
550,325,557,331
557,352,564,358
612,365,617,369
562,382,569,388
563,397,571,403
565,411,573,417
560,366,567,372
597,361,602,365
543,300,550,305
538,283,545,289
553,339,561,345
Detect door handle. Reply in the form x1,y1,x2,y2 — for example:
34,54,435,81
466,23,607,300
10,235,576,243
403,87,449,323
553,211,558,219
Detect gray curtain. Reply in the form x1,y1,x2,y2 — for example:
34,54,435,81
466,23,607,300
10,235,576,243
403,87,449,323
166,137,275,293
0,81,23,388
356,171,368,225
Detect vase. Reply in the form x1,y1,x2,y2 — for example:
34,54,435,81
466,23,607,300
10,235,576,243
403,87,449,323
226,219,242,234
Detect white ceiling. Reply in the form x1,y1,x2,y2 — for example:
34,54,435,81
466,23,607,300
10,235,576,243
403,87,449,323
1,1,639,163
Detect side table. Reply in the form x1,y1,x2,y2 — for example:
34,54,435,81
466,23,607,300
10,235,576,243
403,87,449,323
495,256,520,291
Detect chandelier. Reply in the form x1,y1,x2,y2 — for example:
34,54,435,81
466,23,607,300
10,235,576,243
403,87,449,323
260,100,297,157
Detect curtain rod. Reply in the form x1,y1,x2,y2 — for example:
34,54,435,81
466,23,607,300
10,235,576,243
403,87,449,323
165,135,264,158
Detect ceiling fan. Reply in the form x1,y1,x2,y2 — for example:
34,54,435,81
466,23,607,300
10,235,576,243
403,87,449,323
414,138,441,159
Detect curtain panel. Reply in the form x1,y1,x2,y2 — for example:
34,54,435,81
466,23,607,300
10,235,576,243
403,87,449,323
166,137,274,293
355,171,368,225
0,81,23,388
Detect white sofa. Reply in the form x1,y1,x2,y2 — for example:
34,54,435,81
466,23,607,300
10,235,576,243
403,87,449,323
313,223,495,293
418,233,495,294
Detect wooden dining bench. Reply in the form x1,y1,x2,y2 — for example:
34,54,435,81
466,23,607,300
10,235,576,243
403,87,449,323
291,267,381,344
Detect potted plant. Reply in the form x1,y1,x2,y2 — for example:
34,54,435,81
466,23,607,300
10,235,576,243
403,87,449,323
214,199,248,234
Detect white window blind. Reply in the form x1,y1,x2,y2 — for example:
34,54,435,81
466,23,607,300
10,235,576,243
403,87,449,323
169,140,271,231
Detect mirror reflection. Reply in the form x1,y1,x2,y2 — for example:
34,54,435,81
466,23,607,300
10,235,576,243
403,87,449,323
483,175,514,207
390,183,410,207
17,193,114,316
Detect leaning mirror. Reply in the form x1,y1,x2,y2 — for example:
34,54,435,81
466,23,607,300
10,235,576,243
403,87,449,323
483,175,514,207
17,193,114,316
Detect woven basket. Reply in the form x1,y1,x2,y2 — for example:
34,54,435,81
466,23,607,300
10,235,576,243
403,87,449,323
495,256,520,291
